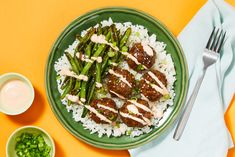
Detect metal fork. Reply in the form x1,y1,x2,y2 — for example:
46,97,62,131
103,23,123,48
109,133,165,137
173,27,226,141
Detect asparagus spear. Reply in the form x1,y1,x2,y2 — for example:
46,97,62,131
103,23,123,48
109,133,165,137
65,52,81,91
84,42,93,58
76,27,96,52
111,24,119,46
60,76,69,90
73,53,82,72
95,62,101,86
81,78,96,118
79,81,87,102
102,26,109,35
65,52,79,74
61,77,74,99
76,34,82,41
80,31,111,75
119,28,132,48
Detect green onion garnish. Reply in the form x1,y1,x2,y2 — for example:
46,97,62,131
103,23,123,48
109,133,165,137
15,133,51,157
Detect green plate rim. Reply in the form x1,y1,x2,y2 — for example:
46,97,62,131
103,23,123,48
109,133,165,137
45,7,188,150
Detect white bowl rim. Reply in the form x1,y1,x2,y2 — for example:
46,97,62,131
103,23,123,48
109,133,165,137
0,72,35,115
6,125,55,157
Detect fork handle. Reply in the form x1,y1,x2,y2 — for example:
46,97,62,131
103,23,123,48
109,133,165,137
173,68,207,140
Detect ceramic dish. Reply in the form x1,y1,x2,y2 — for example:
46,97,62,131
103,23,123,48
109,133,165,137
6,126,55,157
45,7,188,149
0,73,34,115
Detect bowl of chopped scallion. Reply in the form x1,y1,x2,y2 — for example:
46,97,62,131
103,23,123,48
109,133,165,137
6,126,55,157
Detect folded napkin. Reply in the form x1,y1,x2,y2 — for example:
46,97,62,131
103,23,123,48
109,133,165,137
129,0,235,157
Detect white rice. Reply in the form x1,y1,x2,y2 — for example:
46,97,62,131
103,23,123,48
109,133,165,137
54,18,176,138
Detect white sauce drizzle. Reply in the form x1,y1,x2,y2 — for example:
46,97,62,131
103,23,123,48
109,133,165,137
127,104,152,126
76,53,93,63
141,94,150,102
97,103,118,113
108,69,132,87
141,42,154,56
147,71,168,95
66,94,79,102
66,94,113,123
110,62,118,66
120,112,147,125
80,98,86,103
145,80,165,95
85,105,112,124
109,90,126,99
91,56,102,63
95,82,103,88
121,52,148,69
91,34,119,51
127,104,139,114
59,68,88,81
128,100,153,113
97,57,102,63
140,94,163,119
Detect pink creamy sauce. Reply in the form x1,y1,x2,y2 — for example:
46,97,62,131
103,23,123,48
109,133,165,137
0,79,31,112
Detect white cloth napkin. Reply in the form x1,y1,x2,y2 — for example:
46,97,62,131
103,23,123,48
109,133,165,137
129,0,235,156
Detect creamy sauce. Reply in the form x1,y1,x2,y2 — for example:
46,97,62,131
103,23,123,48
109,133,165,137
147,71,168,95
127,104,152,126
95,82,103,88
141,42,154,56
66,94,79,102
91,56,102,63
95,82,102,88
80,98,86,103
141,93,150,102
60,68,88,81
144,80,165,95
91,34,119,51
97,103,118,113
66,94,114,123
127,104,139,114
85,105,112,124
128,100,153,113
82,58,93,63
120,112,147,126
76,53,93,63
109,90,126,99
108,69,132,87
121,52,148,69
77,74,88,81
96,57,102,63
0,79,32,113
110,62,118,66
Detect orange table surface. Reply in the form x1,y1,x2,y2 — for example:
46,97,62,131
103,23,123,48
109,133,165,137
1,0,235,157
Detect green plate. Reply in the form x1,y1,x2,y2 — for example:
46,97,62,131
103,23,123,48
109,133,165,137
45,7,188,150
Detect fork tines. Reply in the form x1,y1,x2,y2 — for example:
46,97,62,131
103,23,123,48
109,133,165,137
206,27,226,53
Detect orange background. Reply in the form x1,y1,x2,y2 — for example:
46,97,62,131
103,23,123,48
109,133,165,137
0,0,235,157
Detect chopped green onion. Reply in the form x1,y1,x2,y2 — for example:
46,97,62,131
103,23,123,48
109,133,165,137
121,46,128,52
112,42,117,47
163,94,171,100
108,51,116,57
15,133,51,157
137,64,144,71
126,129,132,135
135,32,140,37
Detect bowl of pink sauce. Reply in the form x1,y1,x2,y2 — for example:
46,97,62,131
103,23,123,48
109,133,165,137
0,73,34,115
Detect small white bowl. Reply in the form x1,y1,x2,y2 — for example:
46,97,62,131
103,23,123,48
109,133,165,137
0,73,34,115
